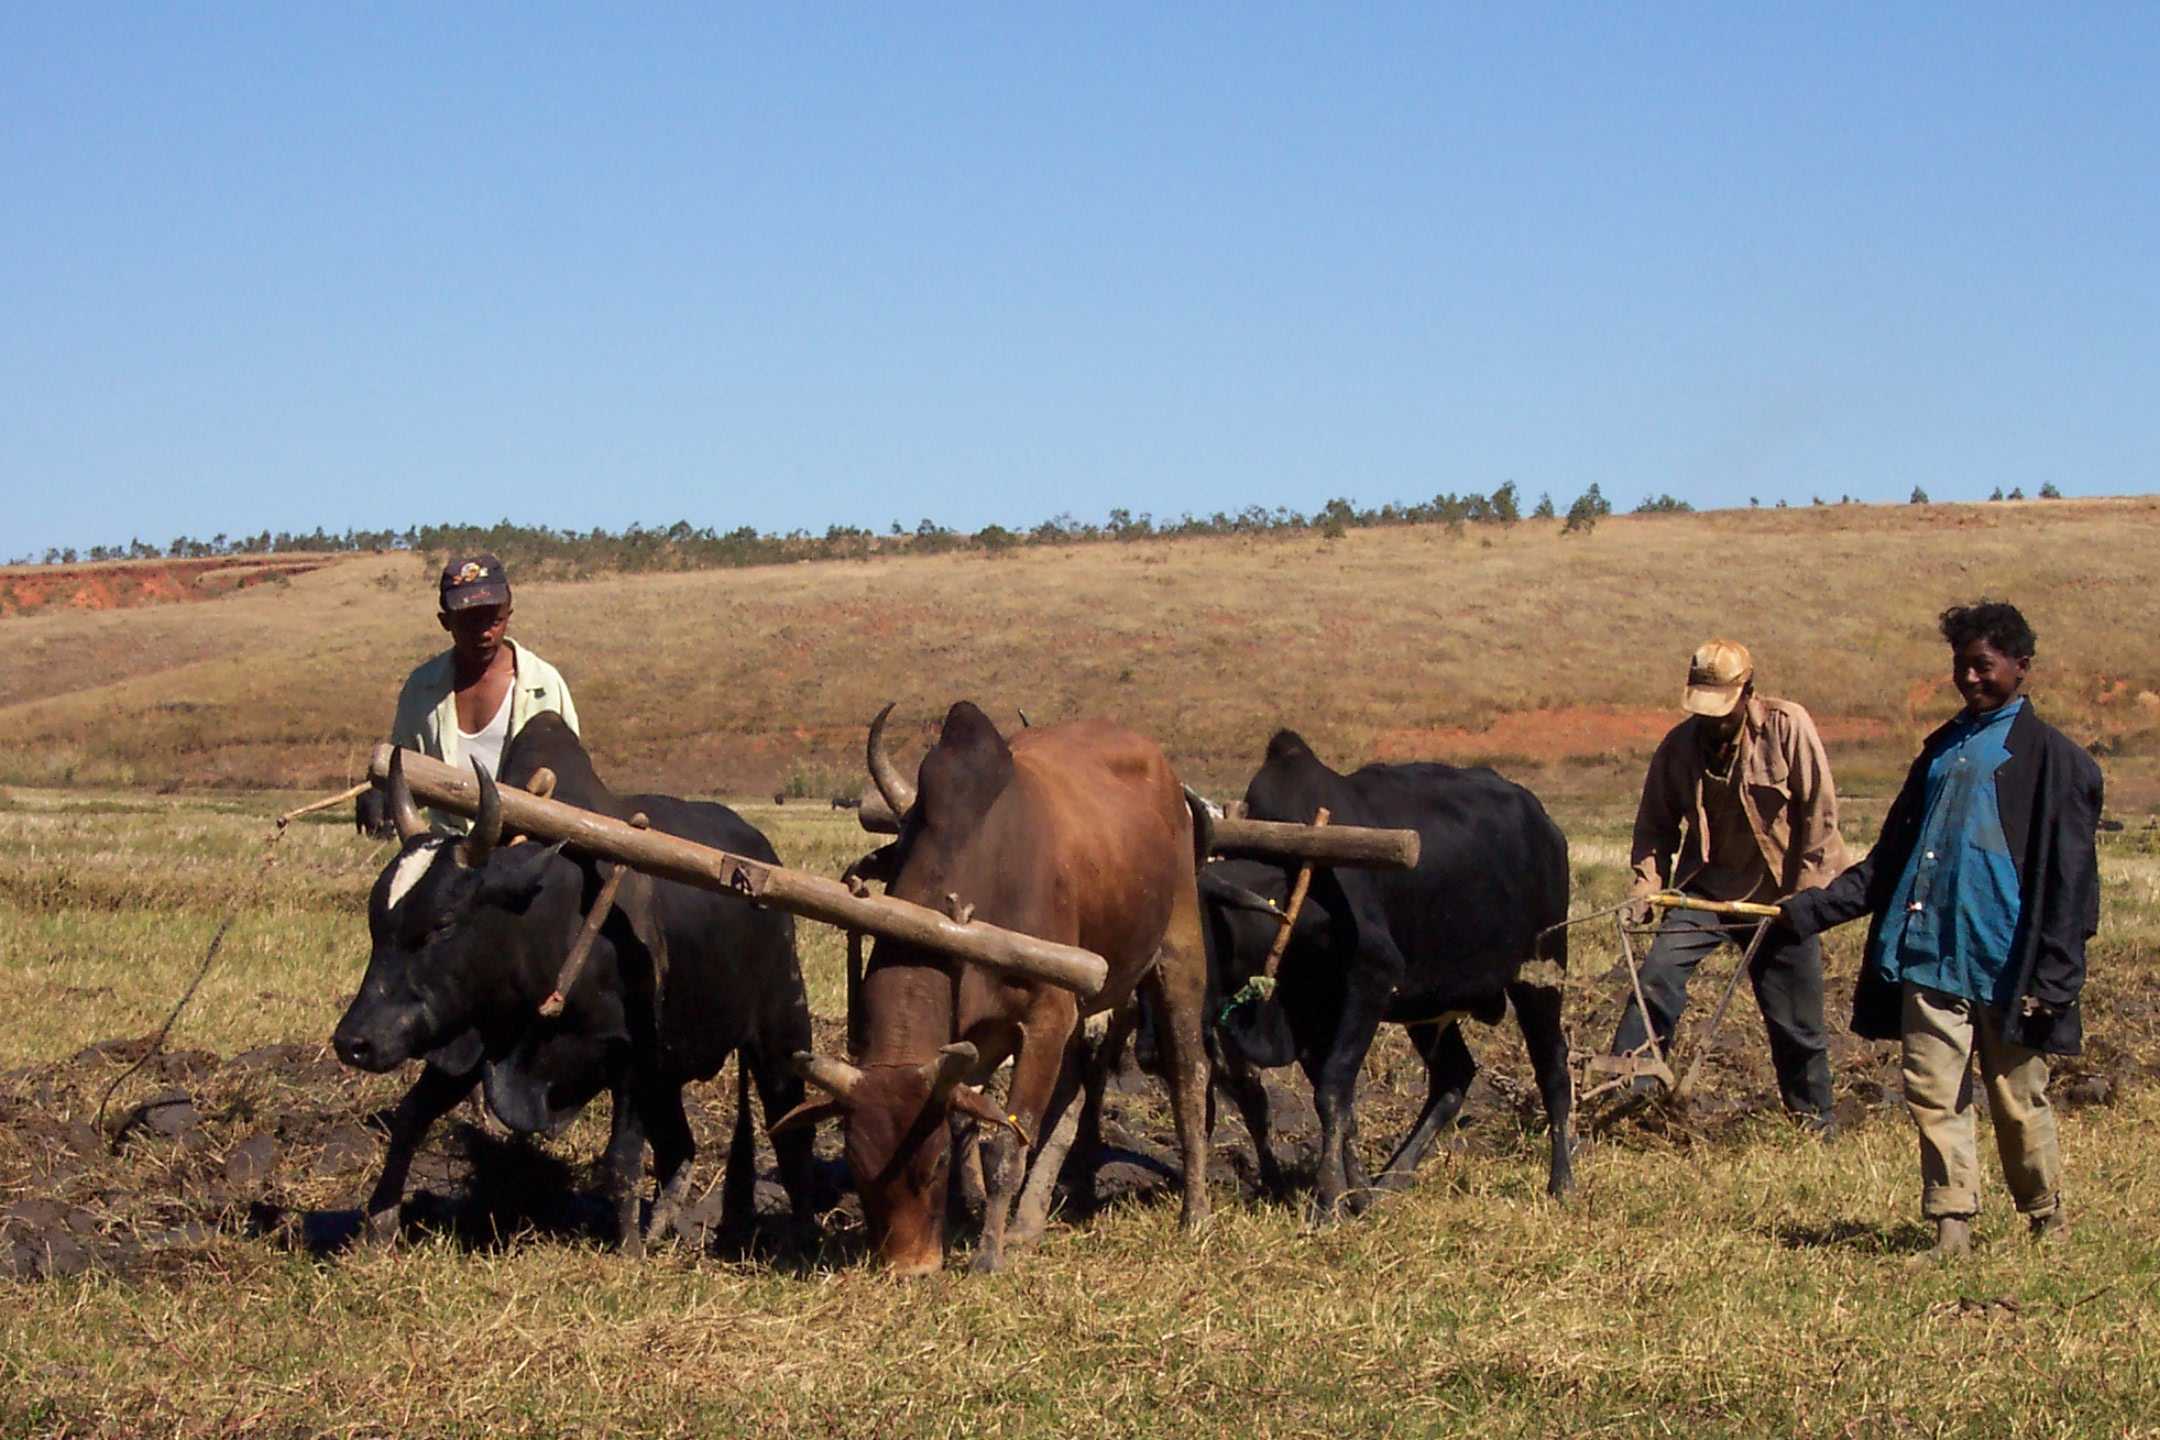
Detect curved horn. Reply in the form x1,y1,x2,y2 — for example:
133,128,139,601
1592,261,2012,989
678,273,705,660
922,1041,977,1104
768,1097,847,1138
792,1050,866,1101
1183,784,1216,865
866,701,918,817
524,766,557,800
386,748,430,843
457,761,505,868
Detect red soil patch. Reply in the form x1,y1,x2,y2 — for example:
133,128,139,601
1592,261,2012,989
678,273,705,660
0,557,329,619
1375,706,1896,765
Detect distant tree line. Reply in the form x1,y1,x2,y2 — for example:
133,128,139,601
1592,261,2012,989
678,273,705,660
16,477,2061,573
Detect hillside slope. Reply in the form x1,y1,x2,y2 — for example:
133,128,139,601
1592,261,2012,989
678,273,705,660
1,498,2154,799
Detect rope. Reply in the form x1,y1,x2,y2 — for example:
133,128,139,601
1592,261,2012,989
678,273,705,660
1534,901,1633,941
1215,974,1277,1026
94,781,373,1145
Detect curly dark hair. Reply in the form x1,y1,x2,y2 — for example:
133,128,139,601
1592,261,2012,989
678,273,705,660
1939,601,2036,660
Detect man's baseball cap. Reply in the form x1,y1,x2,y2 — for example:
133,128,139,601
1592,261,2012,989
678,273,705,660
438,552,511,612
1682,639,1753,717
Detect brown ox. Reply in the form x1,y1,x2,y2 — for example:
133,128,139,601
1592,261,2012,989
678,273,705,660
774,700,1213,1275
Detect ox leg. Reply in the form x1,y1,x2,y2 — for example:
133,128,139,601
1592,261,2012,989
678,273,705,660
743,1043,817,1226
1143,936,1215,1236
1009,1043,1088,1249
1071,1006,1141,1215
1376,1022,1477,1192
603,1079,650,1257
1210,1030,1289,1200
1312,938,1404,1219
362,1061,479,1245
638,1083,697,1248
1507,979,1575,1198
970,1015,1073,1275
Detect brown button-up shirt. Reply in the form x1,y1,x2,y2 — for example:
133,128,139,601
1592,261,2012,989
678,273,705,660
1630,695,1849,904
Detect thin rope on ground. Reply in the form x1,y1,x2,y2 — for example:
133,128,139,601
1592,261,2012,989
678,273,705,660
93,782,375,1145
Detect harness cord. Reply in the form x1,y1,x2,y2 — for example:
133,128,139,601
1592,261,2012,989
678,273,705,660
94,781,380,1147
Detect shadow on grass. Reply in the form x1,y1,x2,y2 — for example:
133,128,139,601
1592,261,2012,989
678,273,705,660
248,1126,863,1273
1767,1216,1935,1255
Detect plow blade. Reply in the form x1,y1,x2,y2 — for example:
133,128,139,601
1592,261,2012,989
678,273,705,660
368,746,1110,997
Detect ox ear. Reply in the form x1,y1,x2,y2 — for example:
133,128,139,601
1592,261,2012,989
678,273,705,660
768,1098,849,1138
611,873,671,982
423,1027,485,1077
477,840,568,912
917,702,1013,828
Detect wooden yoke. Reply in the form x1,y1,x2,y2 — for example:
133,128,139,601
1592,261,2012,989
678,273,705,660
1209,813,1417,870
856,787,1419,870
369,746,1110,997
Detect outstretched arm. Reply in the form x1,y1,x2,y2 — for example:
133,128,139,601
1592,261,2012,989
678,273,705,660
1629,734,1685,905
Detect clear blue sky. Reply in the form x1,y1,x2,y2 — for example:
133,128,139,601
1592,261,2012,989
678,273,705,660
5,4,2155,557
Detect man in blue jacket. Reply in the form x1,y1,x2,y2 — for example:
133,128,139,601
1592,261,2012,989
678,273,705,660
1780,602,2102,1259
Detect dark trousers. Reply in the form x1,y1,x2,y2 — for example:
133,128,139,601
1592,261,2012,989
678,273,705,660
1609,909,1832,1119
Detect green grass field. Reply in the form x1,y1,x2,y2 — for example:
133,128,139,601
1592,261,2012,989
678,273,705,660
3,780,2157,1438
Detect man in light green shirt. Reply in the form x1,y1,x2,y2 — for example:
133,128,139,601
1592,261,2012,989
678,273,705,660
359,550,579,835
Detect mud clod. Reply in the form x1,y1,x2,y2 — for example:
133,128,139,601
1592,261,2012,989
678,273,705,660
224,1132,280,1185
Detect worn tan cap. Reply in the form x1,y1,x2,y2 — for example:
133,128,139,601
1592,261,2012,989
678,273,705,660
1682,639,1753,717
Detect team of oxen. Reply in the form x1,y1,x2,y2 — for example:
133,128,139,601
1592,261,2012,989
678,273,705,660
333,701,1571,1273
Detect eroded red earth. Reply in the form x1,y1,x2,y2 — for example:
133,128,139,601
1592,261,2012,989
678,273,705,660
0,558,330,619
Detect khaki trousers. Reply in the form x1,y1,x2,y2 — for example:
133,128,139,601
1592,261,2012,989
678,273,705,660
1901,983,2061,1220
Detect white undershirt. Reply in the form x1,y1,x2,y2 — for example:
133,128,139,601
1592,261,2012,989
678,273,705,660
456,685,513,780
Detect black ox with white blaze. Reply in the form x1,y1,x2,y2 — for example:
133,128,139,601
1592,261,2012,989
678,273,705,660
332,717,817,1252
1201,730,1574,1213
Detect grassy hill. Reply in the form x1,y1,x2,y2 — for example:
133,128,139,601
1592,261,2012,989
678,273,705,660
2,497,2155,805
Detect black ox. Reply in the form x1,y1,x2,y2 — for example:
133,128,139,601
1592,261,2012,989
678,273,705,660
332,715,817,1252
1200,731,1573,1213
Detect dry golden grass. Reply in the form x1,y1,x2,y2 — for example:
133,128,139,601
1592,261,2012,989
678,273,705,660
2,498,2156,803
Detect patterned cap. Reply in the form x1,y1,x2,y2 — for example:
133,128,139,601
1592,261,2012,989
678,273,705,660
1681,639,1753,717
438,551,511,612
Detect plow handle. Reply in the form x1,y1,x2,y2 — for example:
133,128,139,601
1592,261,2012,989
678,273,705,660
1646,893,1783,920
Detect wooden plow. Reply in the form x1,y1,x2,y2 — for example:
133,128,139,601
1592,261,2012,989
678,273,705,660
367,745,1112,998
1574,892,1784,1123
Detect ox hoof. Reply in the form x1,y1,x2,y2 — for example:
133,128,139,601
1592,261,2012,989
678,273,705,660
361,1207,401,1248
968,1246,1007,1276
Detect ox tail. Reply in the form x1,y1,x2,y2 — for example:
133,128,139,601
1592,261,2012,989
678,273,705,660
1525,831,1571,984
722,1049,756,1235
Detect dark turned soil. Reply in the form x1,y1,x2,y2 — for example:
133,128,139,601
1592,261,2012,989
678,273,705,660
2,985,2143,1284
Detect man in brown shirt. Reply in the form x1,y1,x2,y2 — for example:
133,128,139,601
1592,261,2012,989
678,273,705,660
1609,639,1849,1125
